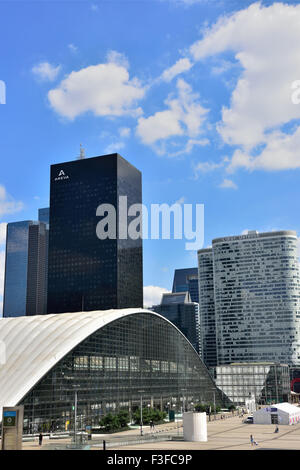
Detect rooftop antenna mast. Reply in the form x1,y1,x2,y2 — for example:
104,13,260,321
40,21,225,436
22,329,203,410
78,143,85,160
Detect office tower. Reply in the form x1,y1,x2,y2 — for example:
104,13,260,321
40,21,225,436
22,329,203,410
152,292,201,354
38,208,50,224
197,248,217,368
172,268,199,303
47,153,143,314
198,230,300,367
3,213,49,317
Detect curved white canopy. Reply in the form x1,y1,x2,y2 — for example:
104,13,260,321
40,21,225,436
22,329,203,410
0,308,179,419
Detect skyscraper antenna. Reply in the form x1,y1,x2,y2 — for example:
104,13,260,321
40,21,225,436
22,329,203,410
78,143,85,160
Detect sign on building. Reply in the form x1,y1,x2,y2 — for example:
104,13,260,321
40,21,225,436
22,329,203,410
1,406,24,450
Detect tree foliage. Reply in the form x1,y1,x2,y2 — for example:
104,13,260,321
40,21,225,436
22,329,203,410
99,410,130,432
132,407,167,425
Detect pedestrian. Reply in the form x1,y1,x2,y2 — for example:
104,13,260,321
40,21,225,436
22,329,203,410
250,434,254,446
150,420,155,431
38,432,43,446
274,426,279,433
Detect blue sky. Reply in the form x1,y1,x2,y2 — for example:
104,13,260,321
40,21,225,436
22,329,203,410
1,0,300,310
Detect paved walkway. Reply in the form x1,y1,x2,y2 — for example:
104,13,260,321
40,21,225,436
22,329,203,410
108,417,300,451
21,416,300,451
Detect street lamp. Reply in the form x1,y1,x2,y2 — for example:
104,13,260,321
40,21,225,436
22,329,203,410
181,388,187,414
138,390,145,436
72,384,80,445
209,389,216,420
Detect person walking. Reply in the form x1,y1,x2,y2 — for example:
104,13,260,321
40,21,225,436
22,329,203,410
150,420,155,432
38,433,43,446
250,434,254,446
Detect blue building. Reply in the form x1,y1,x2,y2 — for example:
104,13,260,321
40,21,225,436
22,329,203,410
3,209,49,317
172,268,199,303
38,208,50,225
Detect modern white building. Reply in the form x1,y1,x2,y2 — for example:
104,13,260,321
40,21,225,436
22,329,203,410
0,309,225,433
198,230,300,367
253,402,300,425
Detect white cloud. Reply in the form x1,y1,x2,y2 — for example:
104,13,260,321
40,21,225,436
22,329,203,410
228,128,300,172
48,57,145,120
68,44,78,54
119,127,131,138
210,59,234,76
219,178,237,190
161,58,193,82
136,79,208,155
143,285,170,308
189,2,300,172
90,3,99,11
104,141,125,154
0,223,7,245
32,61,61,82
106,50,129,70
0,185,23,218
194,160,224,173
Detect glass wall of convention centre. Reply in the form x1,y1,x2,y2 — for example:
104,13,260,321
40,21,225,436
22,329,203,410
19,313,225,433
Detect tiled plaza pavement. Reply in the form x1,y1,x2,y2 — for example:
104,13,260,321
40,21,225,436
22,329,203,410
21,416,300,451
108,417,300,451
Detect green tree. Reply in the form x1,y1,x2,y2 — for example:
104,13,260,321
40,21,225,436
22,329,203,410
118,410,130,428
133,407,167,425
99,413,120,432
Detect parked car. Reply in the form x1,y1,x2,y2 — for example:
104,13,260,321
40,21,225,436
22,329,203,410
243,416,253,424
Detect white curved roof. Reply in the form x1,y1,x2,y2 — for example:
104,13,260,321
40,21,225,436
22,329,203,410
0,308,200,419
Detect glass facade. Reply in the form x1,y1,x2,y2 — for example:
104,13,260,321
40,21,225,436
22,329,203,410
38,208,50,225
172,268,199,303
3,221,32,317
18,312,224,433
197,248,216,368
3,218,49,317
213,231,300,366
47,154,143,314
198,231,300,367
152,293,200,354
215,363,290,406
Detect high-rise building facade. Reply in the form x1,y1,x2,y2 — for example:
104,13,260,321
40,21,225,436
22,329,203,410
172,268,199,303
3,211,49,317
38,207,50,224
197,248,216,368
47,153,143,314
198,230,300,367
152,292,201,354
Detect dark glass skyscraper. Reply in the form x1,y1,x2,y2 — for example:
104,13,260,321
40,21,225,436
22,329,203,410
47,153,143,314
172,268,199,303
152,292,200,354
38,208,50,224
3,212,49,317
